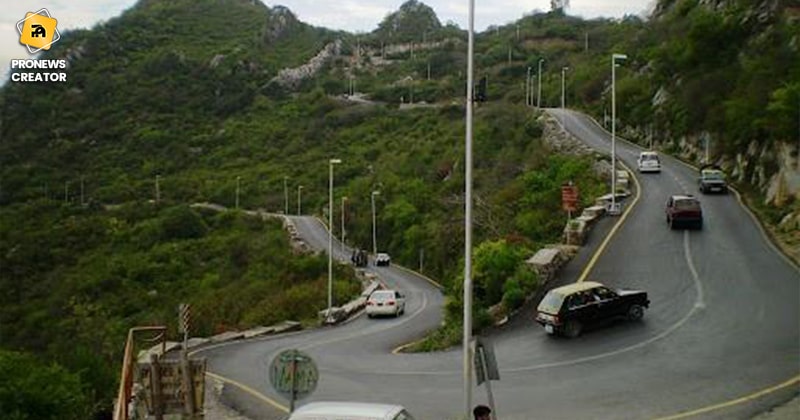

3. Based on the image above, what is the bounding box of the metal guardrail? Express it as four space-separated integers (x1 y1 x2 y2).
114 326 167 420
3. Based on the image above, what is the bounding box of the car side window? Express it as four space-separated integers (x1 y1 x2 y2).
594 287 616 301
394 410 415 420
566 295 580 309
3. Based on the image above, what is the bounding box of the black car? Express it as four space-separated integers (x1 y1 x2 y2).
536 281 649 338
351 249 368 267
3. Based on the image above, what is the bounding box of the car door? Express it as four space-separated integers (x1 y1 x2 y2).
593 287 623 320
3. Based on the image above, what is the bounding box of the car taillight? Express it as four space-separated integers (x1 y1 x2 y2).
553 315 560 325
367 301 374 306
386 301 395 306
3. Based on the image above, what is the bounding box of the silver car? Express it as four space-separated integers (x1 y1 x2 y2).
366 290 406 318
288 401 415 420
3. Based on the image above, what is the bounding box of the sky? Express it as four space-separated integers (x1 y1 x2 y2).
2 1 654 82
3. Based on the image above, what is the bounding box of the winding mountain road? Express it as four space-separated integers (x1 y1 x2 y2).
198 109 799 420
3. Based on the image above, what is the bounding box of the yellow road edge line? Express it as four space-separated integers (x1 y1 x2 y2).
205 371 290 414
652 375 800 420
576 161 641 283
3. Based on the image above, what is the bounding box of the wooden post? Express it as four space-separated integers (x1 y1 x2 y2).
181 349 196 417
150 354 164 420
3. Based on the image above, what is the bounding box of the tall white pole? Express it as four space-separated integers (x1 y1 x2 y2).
371 191 380 255
526 66 531 107
328 159 341 322
611 53 627 214
612 55 617 212
561 67 568 109
341 196 347 252
537 58 544 108
297 185 303 215
464 0 475 416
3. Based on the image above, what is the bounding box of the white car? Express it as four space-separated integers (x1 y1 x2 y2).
375 253 391 266
637 151 661 173
366 290 406 318
289 401 415 420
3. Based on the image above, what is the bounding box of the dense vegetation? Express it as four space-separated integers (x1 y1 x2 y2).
4 0 795 416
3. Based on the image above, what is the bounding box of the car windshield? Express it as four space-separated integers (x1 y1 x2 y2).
703 171 724 180
370 291 395 301
641 154 659 162
675 199 700 210
538 291 565 314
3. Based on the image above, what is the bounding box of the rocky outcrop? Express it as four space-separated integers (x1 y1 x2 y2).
269 40 342 90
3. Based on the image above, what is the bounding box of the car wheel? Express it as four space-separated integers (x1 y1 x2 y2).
400 304 405 316
627 304 644 321
669 218 675 230
367 313 374 319
563 320 582 338
696 220 703 230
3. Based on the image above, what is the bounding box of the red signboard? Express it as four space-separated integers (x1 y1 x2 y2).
561 185 579 212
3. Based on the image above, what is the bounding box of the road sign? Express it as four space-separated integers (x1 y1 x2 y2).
269 349 318 412
561 184 579 212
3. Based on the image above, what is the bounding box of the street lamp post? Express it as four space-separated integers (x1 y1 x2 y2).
371 190 380 256
526 66 531 107
561 66 569 109
341 196 347 252
537 58 544 108
297 185 303 215
464 0 476 416
327 159 342 323
611 53 627 215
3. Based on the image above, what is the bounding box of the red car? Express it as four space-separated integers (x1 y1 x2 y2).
666 195 703 230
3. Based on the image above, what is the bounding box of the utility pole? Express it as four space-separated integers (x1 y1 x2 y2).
464 0 476 416
64 181 69 203
585 32 589 53
427 61 431 81
537 58 544 108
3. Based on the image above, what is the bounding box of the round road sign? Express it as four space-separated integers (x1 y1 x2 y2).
268 349 318 401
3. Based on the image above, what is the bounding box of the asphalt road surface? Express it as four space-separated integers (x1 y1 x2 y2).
197 109 799 420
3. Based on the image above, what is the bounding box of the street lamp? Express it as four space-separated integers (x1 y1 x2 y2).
526 66 531 107
341 196 348 252
297 185 303 215
235 176 241 209
561 66 569 109
464 0 476 416
283 176 289 215
327 158 342 323
611 53 627 215
537 58 544 108
371 190 380 256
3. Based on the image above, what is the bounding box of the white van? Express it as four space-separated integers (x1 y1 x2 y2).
288 402 415 420
637 151 661 173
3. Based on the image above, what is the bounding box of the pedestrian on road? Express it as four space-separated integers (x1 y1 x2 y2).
473 404 491 420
